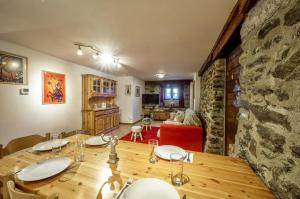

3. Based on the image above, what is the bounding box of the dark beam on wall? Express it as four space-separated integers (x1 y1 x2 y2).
198 0 257 76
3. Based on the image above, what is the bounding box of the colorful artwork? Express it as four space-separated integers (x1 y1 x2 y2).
0 51 28 84
42 71 65 104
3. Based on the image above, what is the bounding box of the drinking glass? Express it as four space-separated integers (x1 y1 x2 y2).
51 133 62 155
148 139 158 164
74 133 85 162
170 153 184 186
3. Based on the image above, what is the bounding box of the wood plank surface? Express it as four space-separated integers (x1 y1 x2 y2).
0 135 275 199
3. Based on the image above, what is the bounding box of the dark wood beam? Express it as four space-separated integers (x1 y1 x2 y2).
198 0 257 76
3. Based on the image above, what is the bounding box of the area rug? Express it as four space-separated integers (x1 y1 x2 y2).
120 126 160 144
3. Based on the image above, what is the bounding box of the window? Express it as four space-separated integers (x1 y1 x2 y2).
165 87 179 100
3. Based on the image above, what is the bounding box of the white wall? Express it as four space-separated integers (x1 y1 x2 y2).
117 76 145 123
193 72 201 112
0 40 117 145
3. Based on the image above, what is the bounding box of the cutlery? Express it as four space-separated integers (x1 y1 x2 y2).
182 194 187 199
187 152 191 163
115 177 133 199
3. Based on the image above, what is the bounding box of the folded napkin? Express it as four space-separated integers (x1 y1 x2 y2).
184 152 194 163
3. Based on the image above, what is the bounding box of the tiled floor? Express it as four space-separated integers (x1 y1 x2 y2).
110 121 162 138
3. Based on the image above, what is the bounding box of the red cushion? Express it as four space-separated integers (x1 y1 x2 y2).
159 124 203 152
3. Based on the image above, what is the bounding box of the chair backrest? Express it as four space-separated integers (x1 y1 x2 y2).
7 181 58 199
3 134 48 156
7 180 40 199
0 144 3 159
61 131 76 138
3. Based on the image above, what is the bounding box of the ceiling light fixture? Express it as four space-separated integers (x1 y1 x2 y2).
74 42 120 67
92 52 99 59
154 73 166 79
77 46 83 56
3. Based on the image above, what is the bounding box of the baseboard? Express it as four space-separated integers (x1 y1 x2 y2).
120 119 142 125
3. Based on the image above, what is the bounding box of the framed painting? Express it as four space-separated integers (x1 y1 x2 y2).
42 71 66 104
0 51 28 84
125 85 131 96
135 86 140 97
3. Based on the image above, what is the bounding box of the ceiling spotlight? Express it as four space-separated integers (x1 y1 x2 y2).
154 73 166 79
77 46 83 56
92 52 99 59
101 52 114 65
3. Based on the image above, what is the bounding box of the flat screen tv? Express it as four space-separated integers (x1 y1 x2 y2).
142 94 159 105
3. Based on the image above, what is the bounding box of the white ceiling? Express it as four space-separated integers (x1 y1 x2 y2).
0 0 236 80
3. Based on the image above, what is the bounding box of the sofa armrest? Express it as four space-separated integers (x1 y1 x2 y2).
159 124 203 152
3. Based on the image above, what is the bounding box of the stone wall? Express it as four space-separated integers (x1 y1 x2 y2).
235 0 300 198
200 59 226 155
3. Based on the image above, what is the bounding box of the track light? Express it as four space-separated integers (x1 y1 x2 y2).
77 46 83 56
92 52 99 59
74 42 121 68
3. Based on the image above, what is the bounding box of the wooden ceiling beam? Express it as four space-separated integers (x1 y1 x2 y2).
198 0 257 76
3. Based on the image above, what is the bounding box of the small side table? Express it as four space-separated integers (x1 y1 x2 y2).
131 126 143 142
142 118 152 131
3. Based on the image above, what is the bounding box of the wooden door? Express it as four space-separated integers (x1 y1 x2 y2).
225 46 242 155
95 116 105 134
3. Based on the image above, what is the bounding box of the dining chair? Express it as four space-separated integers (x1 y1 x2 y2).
61 130 76 138
7 181 58 199
0 144 3 159
2 133 50 157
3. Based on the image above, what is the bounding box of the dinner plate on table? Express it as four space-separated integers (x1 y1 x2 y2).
17 157 71 182
32 139 69 151
122 178 180 199
154 145 186 160
85 136 109 146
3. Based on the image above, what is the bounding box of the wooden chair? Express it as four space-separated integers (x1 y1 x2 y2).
2 134 49 157
61 131 76 138
7 181 58 199
61 130 87 138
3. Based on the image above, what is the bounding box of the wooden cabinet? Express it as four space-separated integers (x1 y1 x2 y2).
82 74 120 135
153 111 170 121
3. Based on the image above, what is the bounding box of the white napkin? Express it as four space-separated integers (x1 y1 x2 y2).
184 152 194 163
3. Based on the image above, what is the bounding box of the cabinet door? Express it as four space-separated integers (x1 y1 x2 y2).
105 115 112 129
95 116 105 134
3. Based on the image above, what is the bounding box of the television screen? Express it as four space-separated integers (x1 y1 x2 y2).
142 94 159 105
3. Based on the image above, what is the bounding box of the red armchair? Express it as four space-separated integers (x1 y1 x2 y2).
159 124 203 152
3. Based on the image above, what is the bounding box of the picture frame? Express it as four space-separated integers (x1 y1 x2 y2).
0 51 28 84
42 71 66 104
135 86 140 97
125 84 131 96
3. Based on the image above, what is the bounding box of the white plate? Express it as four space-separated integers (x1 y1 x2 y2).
32 139 69 151
122 178 180 199
17 157 71 182
154 145 186 160
85 136 108 146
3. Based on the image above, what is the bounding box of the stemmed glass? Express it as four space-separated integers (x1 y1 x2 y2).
148 139 158 164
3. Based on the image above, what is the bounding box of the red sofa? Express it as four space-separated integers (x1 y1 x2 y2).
159 124 203 152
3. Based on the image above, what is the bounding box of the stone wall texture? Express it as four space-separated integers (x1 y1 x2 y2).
200 59 226 155
235 0 300 198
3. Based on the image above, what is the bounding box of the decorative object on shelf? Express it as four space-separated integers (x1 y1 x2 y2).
102 134 119 164
0 51 28 84
125 84 131 96
74 42 120 67
135 86 140 97
42 71 65 104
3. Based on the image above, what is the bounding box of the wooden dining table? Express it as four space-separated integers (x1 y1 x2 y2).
0 134 275 199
